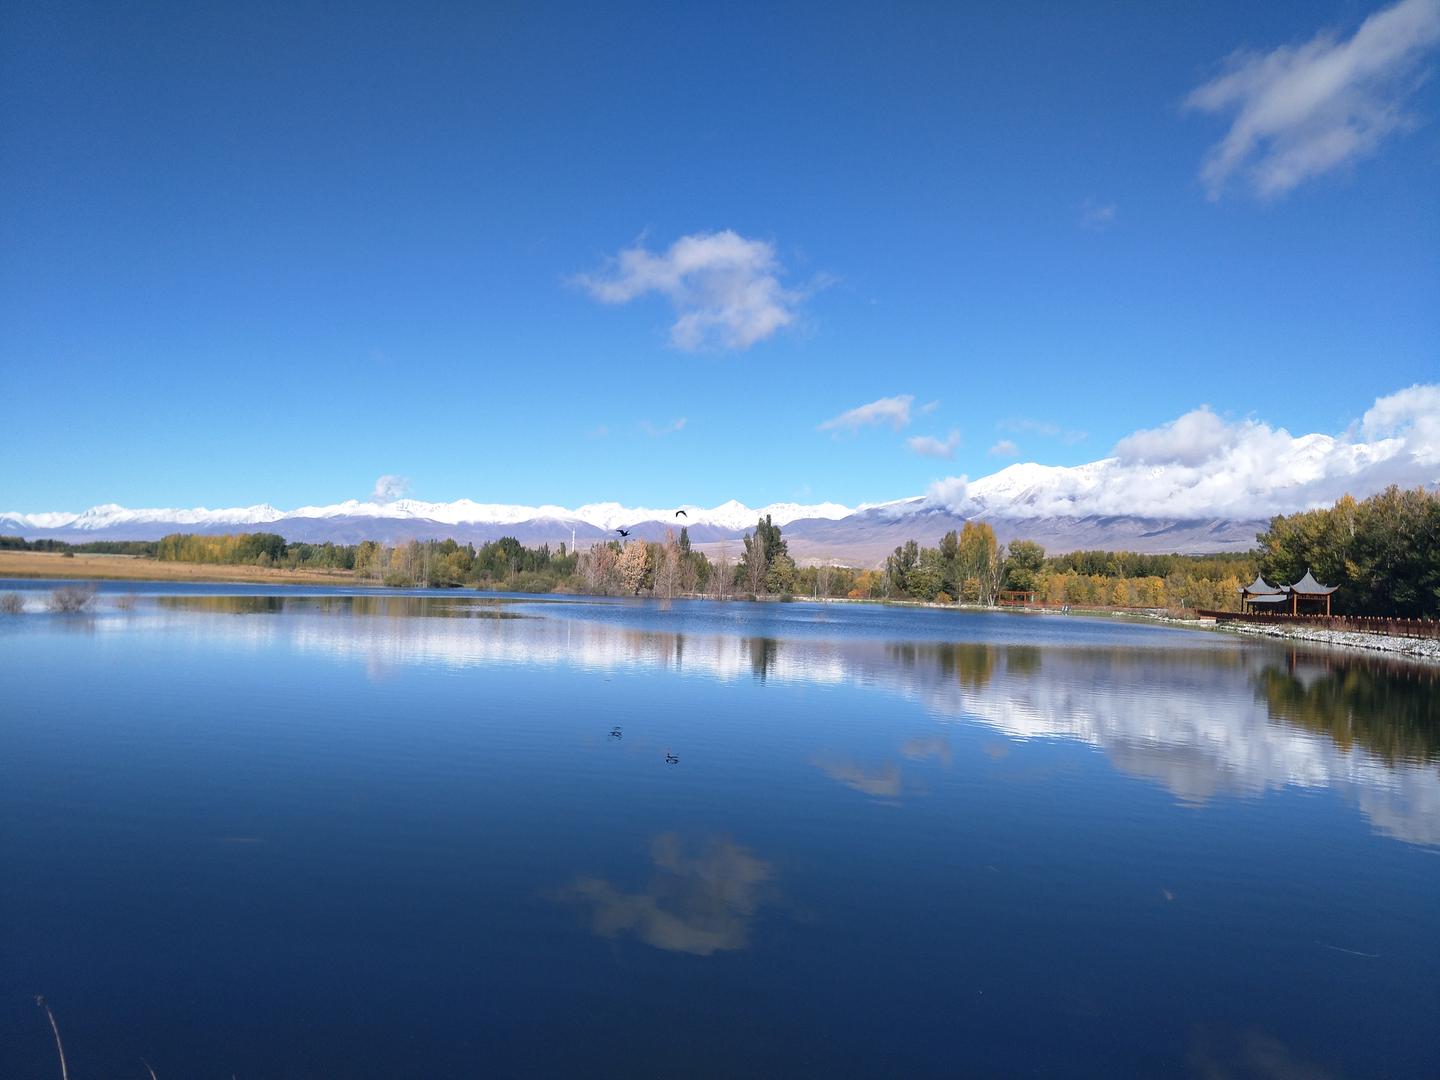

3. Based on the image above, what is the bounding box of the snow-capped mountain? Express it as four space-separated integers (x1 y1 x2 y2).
0 487 1264 561
0 497 857 536
7 422 1433 561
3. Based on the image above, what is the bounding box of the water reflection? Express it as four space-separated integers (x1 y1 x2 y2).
1187 1026 1338 1080
96 599 1440 847
561 834 774 956
887 640 998 688
813 755 904 800
154 594 531 618
1256 652 1439 764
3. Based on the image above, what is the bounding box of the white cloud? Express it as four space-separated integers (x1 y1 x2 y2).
818 394 914 434
907 429 961 459
1113 406 1236 466
988 439 1020 458
924 475 970 508
920 384 1440 519
640 417 687 437
574 230 805 350
1185 0 1440 199
920 399 941 414
1080 198 1117 230
371 475 410 502
1361 383 1440 457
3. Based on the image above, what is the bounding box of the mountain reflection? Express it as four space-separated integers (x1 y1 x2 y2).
560 833 774 956
123 601 1440 846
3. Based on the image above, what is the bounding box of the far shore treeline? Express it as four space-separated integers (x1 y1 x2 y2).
2 486 1435 616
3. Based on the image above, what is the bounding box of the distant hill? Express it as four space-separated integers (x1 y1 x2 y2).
0 498 1263 565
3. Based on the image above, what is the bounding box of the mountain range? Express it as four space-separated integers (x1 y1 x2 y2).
3 462 1276 563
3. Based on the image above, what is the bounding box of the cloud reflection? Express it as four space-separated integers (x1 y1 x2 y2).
561 834 774 956
116 599 1440 846
813 755 903 799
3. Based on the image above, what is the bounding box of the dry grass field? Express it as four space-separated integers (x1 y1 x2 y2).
0 550 364 586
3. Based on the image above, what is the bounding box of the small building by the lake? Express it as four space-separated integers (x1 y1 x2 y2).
1238 570 1338 616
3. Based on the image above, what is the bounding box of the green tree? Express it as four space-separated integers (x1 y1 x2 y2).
1004 540 1046 592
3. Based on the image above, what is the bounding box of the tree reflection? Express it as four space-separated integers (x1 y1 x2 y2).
888 641 997 688
747 635 778 681
1004 645 1042 676
1254 652 1440 765
560 833 774 956
155 595 529 619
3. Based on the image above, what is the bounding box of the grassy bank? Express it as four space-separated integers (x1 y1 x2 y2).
0 550 365 586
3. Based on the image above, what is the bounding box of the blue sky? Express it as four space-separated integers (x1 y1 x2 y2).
2 0 1437 511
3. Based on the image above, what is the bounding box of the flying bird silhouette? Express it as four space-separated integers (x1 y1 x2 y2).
615 528 631 537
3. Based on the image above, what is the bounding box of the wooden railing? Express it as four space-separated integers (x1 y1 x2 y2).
1197 609 1440 640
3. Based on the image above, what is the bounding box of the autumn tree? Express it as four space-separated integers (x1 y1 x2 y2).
711 546 734 599
654 530 682 600
580 542 618 594
616 540 649 595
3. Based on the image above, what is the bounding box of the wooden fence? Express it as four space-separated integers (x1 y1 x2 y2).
1198 608 1440 640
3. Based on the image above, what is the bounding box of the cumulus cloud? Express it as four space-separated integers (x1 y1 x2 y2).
907 429 961 459
1185 0 1440 199
1113 406 1236 466
370 474 410 502
924 475 970 508
640 417 687 437
988 439 1020 458
1361 382 1440 454
920 384 1440 519
818 394 914 434
574 230 807 350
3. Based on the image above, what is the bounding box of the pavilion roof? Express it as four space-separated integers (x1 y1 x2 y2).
1290 570 1338 595
1240 574 1285 596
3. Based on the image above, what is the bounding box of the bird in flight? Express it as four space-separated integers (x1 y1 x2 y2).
615 528 631 537
675 510 688 518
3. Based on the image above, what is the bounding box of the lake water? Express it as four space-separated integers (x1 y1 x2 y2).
1 582 1437 1077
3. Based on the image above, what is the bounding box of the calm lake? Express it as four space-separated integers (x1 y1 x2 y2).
1 581 1437 1077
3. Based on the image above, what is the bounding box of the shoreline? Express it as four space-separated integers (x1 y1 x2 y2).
5 556 1435 667
0 551 371 588
1204 618 1440 664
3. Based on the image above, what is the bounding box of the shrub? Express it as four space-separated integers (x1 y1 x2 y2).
935 592 953 605
0 593 24 614
47 585 97 613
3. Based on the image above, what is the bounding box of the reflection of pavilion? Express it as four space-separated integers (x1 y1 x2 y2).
1239 570 1338 615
